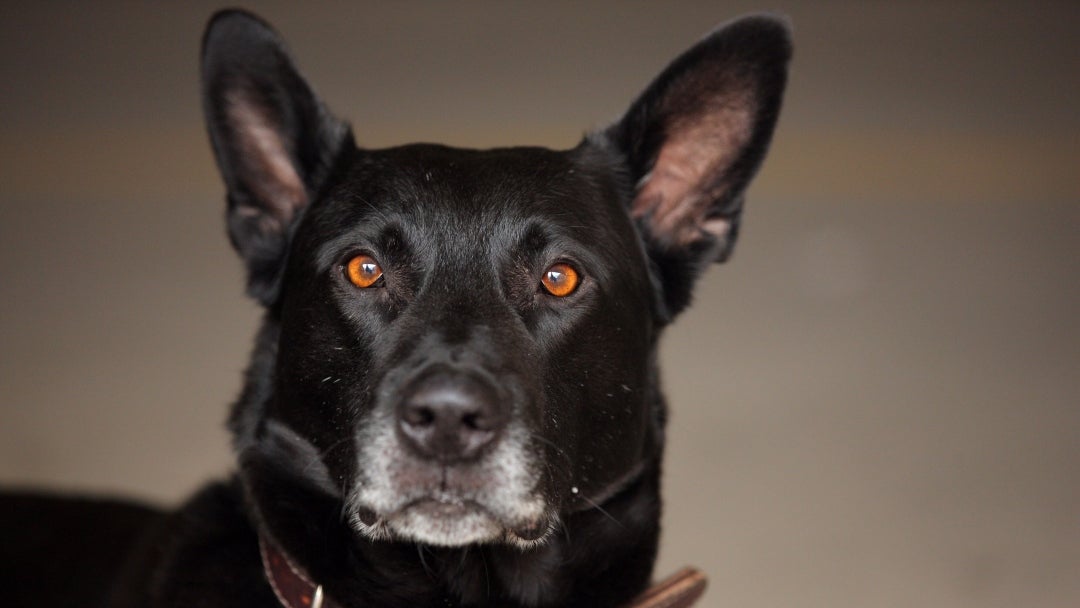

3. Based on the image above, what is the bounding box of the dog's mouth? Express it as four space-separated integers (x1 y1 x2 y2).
350 494 553 548
347 408 555 548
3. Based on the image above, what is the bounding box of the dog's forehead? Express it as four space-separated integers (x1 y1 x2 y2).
307 143 634 260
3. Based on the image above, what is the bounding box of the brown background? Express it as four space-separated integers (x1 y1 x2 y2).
1 2 1078 606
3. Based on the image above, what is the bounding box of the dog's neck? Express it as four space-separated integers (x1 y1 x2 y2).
241 453 666 607
259 533 706 608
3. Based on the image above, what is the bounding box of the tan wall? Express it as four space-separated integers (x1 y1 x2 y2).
1 2 1077 606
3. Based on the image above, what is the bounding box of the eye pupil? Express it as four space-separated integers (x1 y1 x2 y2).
541 263 579 297
346 255 383 288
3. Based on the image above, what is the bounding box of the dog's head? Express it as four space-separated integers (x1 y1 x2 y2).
202 11 788 549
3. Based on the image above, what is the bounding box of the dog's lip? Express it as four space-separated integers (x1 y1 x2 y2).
354 504 380 527
403 495 485 515
506 517 550 542
356 495 551 540
353 495 493 527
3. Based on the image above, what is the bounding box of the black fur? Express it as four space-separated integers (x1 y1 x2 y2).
2 10 789 607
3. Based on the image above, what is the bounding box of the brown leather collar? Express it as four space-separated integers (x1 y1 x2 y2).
260 535 706 608
259 535 337 608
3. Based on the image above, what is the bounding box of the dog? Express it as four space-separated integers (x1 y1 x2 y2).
1 9 789 607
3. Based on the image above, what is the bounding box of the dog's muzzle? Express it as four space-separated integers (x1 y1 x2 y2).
347 363 549 547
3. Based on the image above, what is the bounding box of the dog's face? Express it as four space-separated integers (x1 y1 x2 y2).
202 11 788 550
278 146 657 547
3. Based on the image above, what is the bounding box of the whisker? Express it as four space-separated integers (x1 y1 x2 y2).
300 435 354 476
416 544 434 578
480 548 491 599
528 432 573 467
578 494 625 529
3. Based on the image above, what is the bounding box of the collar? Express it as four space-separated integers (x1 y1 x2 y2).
260 535 707 608
259 535 335 608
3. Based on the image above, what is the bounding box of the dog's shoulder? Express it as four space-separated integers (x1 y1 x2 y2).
109 480 276 608
0 491 162 606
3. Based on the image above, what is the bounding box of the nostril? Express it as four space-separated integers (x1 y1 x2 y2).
403 404 435 427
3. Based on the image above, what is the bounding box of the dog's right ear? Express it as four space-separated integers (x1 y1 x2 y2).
202 10 350 305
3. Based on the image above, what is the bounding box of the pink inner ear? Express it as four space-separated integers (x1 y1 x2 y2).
631 98 754 247
226 90 308 226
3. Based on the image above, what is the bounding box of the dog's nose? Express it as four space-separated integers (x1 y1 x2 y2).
396 372 506 462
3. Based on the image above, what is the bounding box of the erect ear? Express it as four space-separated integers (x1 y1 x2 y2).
604 15 791 315
201 10 350 305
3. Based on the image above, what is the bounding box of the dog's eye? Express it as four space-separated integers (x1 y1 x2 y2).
345 254 384 288
540 263 580 297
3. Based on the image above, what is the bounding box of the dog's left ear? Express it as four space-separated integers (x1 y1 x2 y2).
201 10 350 305
604 15 791 315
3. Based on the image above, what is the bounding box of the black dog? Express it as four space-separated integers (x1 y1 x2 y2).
2 10 789 607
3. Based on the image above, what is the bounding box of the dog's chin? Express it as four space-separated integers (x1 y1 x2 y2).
349 498 554 549
386 499 506 546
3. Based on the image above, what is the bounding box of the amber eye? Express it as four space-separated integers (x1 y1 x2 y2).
540 263 580 297
345 254 384 288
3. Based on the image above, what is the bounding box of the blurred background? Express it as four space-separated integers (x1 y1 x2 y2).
1 1 1077 606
